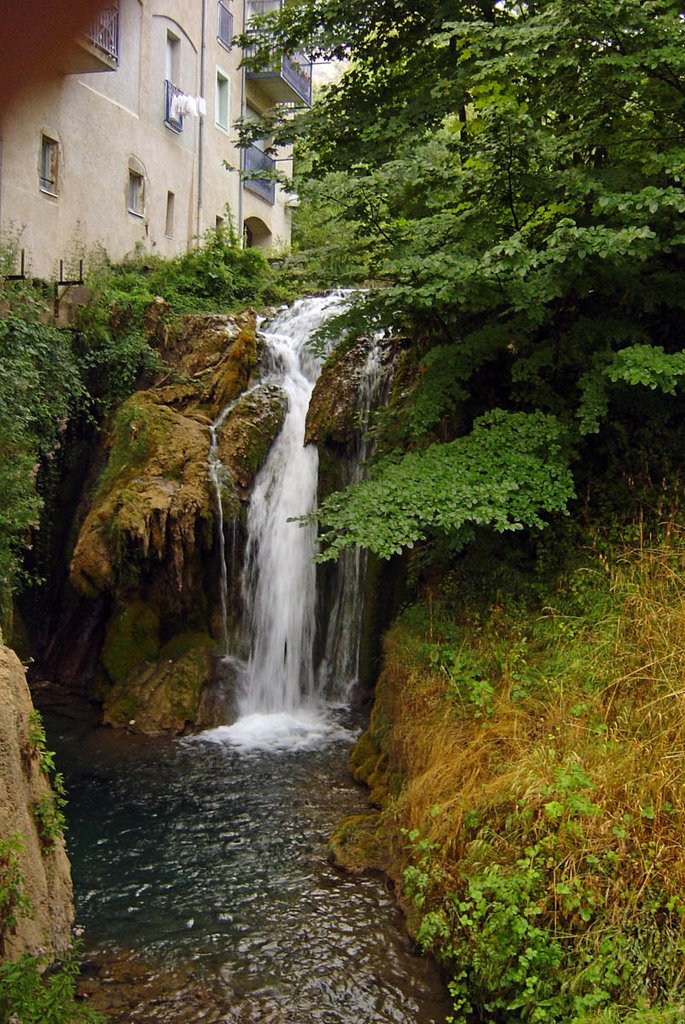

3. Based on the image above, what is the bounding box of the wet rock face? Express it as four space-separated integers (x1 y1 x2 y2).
0 642 73 958
217 384 287 493
305 338 378 452
70 393 213 603
60 310 284 734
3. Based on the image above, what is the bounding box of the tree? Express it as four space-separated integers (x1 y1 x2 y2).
250 0 685 559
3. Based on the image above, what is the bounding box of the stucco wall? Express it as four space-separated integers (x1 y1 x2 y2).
0 0 296 278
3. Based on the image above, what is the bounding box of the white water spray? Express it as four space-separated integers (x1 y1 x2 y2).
202 294 392 750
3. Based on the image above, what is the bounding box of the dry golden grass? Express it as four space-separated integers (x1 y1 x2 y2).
357 531 685 927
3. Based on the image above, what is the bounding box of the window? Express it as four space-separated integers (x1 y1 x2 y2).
128 170 145 215
217 0 233 49
39 135 59 195
165 30 180 84
165 191 175 237
215 68 230 132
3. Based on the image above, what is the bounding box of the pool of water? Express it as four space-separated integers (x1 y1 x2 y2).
48 708 450 1023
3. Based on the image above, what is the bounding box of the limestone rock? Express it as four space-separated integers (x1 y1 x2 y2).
217 384 287 492
70 392 213 601
0 642 73 958
102 635 214 735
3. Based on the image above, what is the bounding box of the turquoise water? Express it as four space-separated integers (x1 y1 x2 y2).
50 710 450 1023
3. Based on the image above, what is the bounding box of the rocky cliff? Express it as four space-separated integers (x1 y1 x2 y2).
48 308 287 734
0 641 73 958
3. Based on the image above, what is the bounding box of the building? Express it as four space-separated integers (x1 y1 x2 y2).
0 0 311 280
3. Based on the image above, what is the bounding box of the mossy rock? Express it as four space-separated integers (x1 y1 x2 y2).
159 630 215 661
329 812 390 874
305 337 381 448
218 383 287 491
70 390 213 599
206 321 258 415
103 638 213 734
101 598 160 687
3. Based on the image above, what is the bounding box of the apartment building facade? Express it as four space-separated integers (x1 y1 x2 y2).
0 0 311 280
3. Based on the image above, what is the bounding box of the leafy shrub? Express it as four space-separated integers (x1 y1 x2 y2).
0 834 32 951
26 710 67 849
0 939 104 1024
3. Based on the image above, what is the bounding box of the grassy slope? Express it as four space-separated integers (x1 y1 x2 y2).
335 526 685 1023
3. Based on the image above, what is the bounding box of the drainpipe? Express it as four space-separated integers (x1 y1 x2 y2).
197 0 207 242
237 0 246 245
0 123 3 238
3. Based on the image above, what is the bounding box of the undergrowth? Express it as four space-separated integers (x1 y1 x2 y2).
366 524 685 1023
0 937 104 1024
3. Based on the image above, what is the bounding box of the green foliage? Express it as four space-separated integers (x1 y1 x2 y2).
32 792 67 851
85 222 275 329
286 172 374 289
314 411 574 559
0 834 32 948
26 710 67 849
0 939 105 1024
0 314 84 615
252 0 685 564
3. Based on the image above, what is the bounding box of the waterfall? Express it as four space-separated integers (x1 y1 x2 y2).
238 299 324 715
317 343 391 699
203 293 390 749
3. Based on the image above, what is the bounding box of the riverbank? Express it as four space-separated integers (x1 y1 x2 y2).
334 529 685 1023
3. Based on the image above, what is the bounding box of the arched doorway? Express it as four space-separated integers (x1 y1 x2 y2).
244 216 272 248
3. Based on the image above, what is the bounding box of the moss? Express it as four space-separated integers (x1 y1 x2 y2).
103 644 211 734
101 599 160 685
159 631 215 661
329 812 390 874
70 389 212 599
209 322 258 413
218 384 287 490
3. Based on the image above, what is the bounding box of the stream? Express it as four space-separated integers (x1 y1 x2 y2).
48 709 451 1023
46 295 451 1021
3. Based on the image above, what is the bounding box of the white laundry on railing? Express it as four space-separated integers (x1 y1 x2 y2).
170 93 208 121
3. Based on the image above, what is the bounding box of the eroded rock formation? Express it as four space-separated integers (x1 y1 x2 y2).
0 641 73 958
60 309 286 734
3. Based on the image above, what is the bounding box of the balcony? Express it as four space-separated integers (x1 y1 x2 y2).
61 3 120 74
164 81 184 133
242 145 276 205
218 0 234 49
245 44 312 106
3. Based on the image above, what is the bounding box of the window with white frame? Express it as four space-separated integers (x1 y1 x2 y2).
215 68 230 132
128 169 145 216
39 135 59 195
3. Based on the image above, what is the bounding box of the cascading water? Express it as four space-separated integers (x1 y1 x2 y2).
208 401 240 654
208 293 352 748
239 301 324 714
317 342 392 699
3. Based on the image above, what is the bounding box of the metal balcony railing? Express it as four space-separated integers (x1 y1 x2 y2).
165 80 184 133
242 145 276 204
85 4 120 63
244 40 312 106
280 51 313 105
246 0 282 16
217 0 233 48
